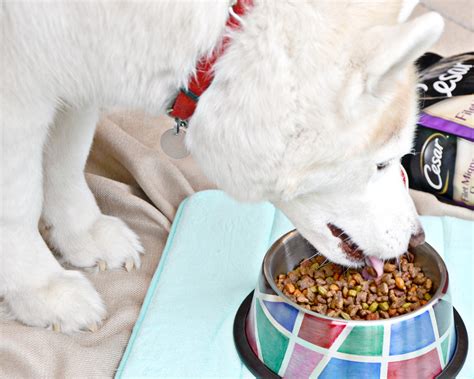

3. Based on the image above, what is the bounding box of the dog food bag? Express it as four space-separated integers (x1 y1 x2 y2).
402 53 474 209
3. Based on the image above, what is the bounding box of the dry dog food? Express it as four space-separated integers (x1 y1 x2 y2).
275 252 435 320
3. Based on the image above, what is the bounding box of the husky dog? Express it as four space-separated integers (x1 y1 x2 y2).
0 0 443 332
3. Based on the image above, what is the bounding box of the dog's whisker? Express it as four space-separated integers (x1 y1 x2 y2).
300 252 320 264
342 266 351 276
318 258 329 268
342 236 353 244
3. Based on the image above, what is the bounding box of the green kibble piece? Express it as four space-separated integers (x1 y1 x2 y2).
318 286 328 296
369 302 379 312
355 285 362 292
379 302 389 311
311 263 320 270
402 302 412 309
348 289 357 297
362 302 369 310
310 285 318 293
424 293 432 301
341 311 351 320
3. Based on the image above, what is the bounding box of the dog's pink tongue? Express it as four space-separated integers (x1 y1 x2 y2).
366 256 384 278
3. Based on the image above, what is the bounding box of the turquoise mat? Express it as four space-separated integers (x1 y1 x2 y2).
116 190 473 378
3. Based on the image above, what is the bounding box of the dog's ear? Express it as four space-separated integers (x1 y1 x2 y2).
363 12 444 94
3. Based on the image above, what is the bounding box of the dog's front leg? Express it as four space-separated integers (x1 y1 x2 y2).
41 107 143 272
0 106 105 332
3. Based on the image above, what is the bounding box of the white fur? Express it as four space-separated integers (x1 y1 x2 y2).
0 1 443 332
399 0 420 22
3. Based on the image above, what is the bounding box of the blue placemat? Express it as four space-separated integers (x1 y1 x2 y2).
116 190 473 378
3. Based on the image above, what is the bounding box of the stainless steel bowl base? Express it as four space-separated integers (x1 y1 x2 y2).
233 291 468 379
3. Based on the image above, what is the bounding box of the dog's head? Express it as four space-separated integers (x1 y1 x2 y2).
187 7 444 268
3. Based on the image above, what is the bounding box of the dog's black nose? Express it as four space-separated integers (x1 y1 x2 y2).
409 229 425 248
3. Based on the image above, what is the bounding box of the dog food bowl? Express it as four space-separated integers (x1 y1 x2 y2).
234 230 468 378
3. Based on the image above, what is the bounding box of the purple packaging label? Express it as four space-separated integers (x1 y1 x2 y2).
418 113 474 142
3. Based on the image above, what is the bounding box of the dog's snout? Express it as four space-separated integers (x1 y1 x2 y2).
409 228 425 248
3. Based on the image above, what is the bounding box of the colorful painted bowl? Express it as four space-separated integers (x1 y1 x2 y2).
245 230 456 378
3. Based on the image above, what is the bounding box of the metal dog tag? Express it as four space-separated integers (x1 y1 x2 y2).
160 127 189 159
160 117 189 159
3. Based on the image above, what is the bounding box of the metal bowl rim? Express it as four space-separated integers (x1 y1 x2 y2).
262 229 450 326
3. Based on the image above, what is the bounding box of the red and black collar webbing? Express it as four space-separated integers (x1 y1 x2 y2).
168 0 254 128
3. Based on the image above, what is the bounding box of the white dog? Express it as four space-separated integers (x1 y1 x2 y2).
0 0 443 333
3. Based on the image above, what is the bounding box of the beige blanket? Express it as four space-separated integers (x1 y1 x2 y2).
0 112 214 378
1 2 472 377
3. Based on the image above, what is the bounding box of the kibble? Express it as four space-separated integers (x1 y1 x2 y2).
369 301 379 313
379 302 389 311
395 277 406 290
318 286 328 296
341 311 351 320
276 253 435 321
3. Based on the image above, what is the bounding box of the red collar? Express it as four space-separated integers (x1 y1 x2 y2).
168 0 253 129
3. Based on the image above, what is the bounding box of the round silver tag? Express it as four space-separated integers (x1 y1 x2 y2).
160 128 189 159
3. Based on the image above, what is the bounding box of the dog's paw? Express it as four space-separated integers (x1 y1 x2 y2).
5 270 105 333
49 215 144 272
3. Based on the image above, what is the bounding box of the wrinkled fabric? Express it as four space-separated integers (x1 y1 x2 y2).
0 111 214 378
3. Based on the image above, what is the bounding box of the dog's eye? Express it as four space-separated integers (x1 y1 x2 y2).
376 161 390 171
